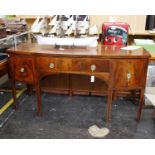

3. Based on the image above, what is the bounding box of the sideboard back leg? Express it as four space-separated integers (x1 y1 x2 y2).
35 81 42 116
137 89 145 121
106 90 113 124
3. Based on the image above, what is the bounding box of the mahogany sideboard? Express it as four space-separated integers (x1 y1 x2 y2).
7 43 150 123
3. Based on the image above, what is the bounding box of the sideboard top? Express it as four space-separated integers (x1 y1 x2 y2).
7 43 151 59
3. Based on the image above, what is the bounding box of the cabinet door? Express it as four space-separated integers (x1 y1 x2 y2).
111 59 148 90
13 56 34 83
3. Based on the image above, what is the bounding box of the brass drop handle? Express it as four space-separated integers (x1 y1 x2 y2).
127 72 131 81
20 67 25 73
90 64 96 72
49 63 55 69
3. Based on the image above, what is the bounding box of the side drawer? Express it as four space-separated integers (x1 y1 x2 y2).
13 56 34 83
72 58 110 73
36 57 71 72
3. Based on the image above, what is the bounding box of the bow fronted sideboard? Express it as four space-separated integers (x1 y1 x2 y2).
7 43 150 123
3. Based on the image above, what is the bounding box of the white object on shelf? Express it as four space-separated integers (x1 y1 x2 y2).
134 39 155 45
148 29 155 34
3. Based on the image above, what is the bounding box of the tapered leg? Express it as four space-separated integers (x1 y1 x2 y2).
35 81 41 115
68 74 73 97
106 90 113 123
137 89 145 121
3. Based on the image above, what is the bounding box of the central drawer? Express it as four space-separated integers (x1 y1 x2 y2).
72 58 110 73
36 57 71 72
36 57 110 74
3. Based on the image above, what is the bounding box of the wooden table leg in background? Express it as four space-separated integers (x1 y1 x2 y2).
137 89 145 121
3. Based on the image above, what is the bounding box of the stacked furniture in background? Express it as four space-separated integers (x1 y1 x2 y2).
0 19 7 39
0 18 27 36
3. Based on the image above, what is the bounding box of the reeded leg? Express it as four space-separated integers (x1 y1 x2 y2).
35 81 42 115
106 90 113 123
137 89 145 121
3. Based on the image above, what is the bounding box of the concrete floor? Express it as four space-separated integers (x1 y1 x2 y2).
0 91 155 139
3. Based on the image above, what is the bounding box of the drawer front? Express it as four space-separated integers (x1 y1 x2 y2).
72 58 109 73
36 57 71 72
13 56 34 83
112 59 147 89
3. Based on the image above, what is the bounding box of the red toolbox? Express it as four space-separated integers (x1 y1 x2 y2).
102 22 129 46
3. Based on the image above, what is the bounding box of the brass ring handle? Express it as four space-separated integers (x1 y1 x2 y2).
49 63 55 69
90 64 96 72
20 67 25 73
